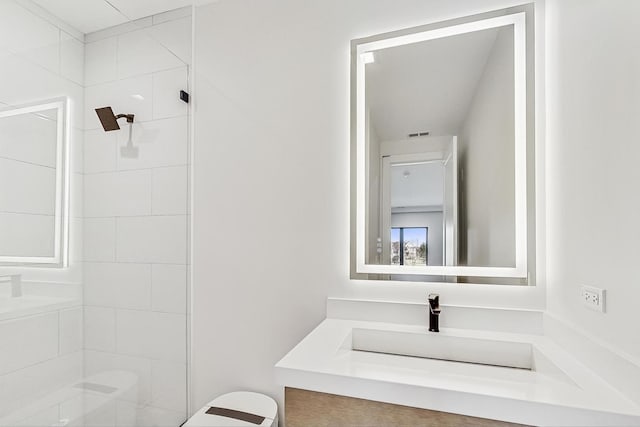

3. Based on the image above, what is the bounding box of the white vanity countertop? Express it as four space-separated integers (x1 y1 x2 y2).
275 319 640 426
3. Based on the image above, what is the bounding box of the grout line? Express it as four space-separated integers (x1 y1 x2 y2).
84 164 188 175
2 49 84 89
82 260 187 266
86 8 191 43
85 303 186 316
14 0 84 42
0 156 56 169
83 112 189 133
84 214 188 219
0 349 82 378
151 69 156 119
57 310 61 356
113 215 118 262
84 348 187 367
85 65 187 88
0 211 56 217
58 28 62 77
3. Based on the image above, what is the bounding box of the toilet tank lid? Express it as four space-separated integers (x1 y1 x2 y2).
207 391 277 419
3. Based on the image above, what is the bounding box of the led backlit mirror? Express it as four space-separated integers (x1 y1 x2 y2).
351 6 535 282
0 98 69 267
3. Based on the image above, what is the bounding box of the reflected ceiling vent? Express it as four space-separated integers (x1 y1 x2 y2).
408 131 430 138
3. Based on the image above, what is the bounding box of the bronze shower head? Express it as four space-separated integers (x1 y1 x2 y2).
95 106 134 131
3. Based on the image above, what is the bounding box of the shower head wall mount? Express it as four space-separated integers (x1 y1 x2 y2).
95 106 134 131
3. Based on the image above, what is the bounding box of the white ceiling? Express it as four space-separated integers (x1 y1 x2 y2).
391 162 444 208
32 0 200 34
366 26 509 141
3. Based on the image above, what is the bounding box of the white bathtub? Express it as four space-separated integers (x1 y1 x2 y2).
0 295 80 321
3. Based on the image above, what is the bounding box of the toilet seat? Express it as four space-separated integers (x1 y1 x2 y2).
183 391 278 427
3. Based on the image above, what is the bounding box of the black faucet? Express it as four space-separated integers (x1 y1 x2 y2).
428 294 441 332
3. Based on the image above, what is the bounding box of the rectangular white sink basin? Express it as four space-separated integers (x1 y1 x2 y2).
351 328 534 370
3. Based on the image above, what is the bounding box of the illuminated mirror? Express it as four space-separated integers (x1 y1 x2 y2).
0 98 69 267
351 6 534 282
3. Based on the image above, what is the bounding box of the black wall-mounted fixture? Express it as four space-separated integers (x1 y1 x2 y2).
180 90 190 104
95 106 134 132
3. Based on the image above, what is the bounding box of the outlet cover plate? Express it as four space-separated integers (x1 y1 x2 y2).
580 285 606 312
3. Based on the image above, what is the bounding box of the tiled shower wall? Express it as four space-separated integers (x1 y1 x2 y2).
0 0 84 423
82 8 191 426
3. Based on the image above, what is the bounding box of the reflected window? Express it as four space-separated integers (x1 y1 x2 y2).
391 227 427 266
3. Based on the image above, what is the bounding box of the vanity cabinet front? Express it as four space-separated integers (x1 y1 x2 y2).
284 388 531 427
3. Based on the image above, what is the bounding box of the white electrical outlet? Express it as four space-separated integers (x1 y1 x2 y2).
580 285 606 312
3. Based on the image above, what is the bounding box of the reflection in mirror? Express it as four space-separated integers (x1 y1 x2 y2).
0 99 68 266
353 8 532 280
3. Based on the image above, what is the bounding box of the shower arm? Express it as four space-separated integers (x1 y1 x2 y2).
115 114 135 123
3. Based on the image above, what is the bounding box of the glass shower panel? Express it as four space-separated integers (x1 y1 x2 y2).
0 2 191 425
81 8 192 427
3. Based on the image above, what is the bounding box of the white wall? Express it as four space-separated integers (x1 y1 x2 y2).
192 0 546 419
545 0 640 360
459 26 515 268
82 9 192 426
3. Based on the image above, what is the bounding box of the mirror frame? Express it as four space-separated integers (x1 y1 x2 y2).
0 97 70 267
351 7 533 279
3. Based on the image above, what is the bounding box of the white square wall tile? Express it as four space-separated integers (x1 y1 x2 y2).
151 360 187 412
130 404 186 427
84 262 152 310
150 17 192 66
0 158 56 215
0 313 58 375
152 67 188 120
0 352 82 419
85 74 153 130
84 170 152 217
59 307 83 354
61 31 84 85
84 129 118 173
117 116 188 170
0 54 84 126
116 216 187 264
84 306 116 352
0 2 60 73
117 28 184 79
152 166 188 215
84 262 117 307
0 213 55 258
84 218 116 262
0 110 57 167
116 310 186 362
71 128 84 174
77 396 118 427
85 17 152 43
14 405 60 427
68 217 83 264
152 264 187 313
70 172 83 219
153 7 191 25
85 37 117 86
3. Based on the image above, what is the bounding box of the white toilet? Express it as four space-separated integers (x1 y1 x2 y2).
184 392 278 427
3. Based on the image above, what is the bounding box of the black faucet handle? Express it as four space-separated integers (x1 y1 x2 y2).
428 293 441 314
